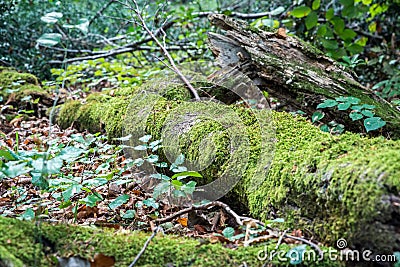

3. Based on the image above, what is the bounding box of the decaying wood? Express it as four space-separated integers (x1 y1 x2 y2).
207 14 400 138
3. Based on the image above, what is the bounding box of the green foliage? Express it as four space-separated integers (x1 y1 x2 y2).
132 135 201 199
0 133 141 219
313 96 386 133
372 73 400 100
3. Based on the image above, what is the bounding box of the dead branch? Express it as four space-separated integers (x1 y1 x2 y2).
130 0 200 101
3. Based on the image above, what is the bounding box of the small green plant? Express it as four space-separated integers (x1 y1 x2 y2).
0 133 139 219
312 96 386 133
372 74 400 101
133 135 202 199
340 54 365 69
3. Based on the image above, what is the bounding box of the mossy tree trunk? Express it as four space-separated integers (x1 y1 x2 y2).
207 14 400 138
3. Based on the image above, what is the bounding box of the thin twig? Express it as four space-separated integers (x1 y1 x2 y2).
89 0 116 26
49 21 175 64
130 0 200 101
128 226 161 267
154 201 243 225
284 234 323 258
275 229 288 249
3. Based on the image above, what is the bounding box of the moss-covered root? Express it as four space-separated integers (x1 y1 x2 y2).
0 217 341 267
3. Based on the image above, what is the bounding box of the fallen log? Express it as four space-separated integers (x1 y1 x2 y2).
49 15 400 264
206 14 400 139
53 81 400 261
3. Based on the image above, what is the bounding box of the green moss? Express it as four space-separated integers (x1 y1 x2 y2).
0 245 24 267
290 35 326 58
55 81 400 254
0 69 39 89
56 100 83 129
247 112 400 253
0 217 340 267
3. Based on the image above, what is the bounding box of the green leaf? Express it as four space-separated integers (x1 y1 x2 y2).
325 8 334 20
31 172 49 189
364 117 386 132
336 96 360 104
143 198 159 209
270 218 285 223
181 181 196 195
222 227 235 238
331 17 345 34
372 80 388 89
361 104 375 109
332 124 345 134
340 0 354 7
74 18 89 34
139 135 152 143
291 6 311 18
82 193 103 207
0 149 16 160
41 12 63 24
148 139 162 148
153 181 171 198
286 245 307 265
320 124 330 132
58 146 85 162
171 179 183 188
171 165 187 173
171 171 203 180
82 178 108 187
361 110 374 117
312 112 324 122
316 24 327 36
351 105 363 112
150 173 170 180
321 39 338 50
347 44 364 54
37 33 62 47
305 11 318 30
154 162 168 168
312 0 321 10
337 102 351 110
270 6 285 15
19 208 35 221
95 162 110 174
317 99 338 108
146 154 159 163
349 112 363 121
134 145 148 151
356 37 368 46
62 184 82 201
122 209 136 219
340 29 357 41
109 194 130 209
133 158 144 166
113 134 132 141
174 154 185 165
4 162 29 178
47 157 63 174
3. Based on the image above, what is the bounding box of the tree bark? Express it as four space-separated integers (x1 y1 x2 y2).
206 14 400 139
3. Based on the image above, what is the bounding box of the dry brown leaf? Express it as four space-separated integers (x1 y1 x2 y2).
176 217 188 227
91 253 115 267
